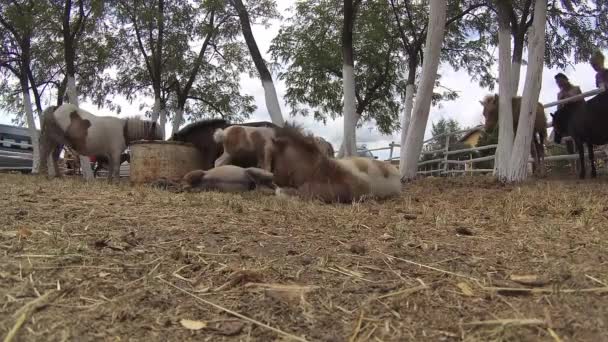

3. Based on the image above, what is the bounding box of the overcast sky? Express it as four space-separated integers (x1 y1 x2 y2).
1 1 601 160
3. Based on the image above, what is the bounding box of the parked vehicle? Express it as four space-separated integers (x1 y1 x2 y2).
0 123 35 172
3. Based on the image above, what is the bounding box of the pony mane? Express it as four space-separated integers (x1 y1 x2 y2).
173 118 228 137
274 121 322 154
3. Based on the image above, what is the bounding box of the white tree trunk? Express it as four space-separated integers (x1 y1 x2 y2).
151 96 161 122
171 107 184 137
262 79 285 127
66 75 94 180
22 90 40 174
342 64 358 157
398 83 415 174
506 0 547 183
159 107 167 139
495 3 514 181
399 0 447 180
511 61 521 96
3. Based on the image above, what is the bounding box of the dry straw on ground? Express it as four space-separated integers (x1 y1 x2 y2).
0 173 607 341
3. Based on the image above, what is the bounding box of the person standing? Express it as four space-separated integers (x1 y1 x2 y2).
591 51 608 90
554 73 583 109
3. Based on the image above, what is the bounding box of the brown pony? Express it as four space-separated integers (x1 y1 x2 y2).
269 123 401 204
480 94 547 175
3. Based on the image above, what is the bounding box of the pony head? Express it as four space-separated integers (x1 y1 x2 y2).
550 105 573 145
270 122 326 187
479 94 499 131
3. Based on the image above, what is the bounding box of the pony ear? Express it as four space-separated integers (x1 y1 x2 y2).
479 100 484 106
550 113 555 118
82 119 91 129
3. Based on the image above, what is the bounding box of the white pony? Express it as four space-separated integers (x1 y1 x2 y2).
39 103 163 181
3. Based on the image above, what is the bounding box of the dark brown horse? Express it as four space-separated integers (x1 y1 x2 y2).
169 119 278 170
551 92 608 178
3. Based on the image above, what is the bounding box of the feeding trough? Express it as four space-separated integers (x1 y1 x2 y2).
129 140 204 184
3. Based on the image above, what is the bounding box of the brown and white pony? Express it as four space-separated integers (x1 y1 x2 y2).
480 94 548 176
213 125 276 172
39 104 162 181
269 123 401 204
181 165 275 193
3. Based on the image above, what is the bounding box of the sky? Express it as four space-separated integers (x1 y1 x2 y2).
1 1 602 160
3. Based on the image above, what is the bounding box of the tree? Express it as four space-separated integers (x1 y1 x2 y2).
506 0 547 182
340 0 361 157
494 0 514 181
399 0 448 181
0 1 43 173
269 1 408 135
230 0 284 127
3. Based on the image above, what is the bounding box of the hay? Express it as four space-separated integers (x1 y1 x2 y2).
0 174 607 341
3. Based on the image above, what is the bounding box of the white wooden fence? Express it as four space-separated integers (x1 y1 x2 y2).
357 87 606 175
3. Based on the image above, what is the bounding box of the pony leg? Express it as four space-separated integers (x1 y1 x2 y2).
51 145 62 177
588 143 597 178
576 139 586 179
38 139 50 176
214 152 231 168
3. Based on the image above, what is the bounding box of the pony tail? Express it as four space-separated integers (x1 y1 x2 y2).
213 128 226 143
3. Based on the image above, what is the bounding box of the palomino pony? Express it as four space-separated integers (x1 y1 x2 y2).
480 94 548 175
39 104 162 181
551 92 608 178
269 123 401 203
169 119 277 170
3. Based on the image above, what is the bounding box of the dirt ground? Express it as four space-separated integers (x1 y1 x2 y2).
1 173 607 342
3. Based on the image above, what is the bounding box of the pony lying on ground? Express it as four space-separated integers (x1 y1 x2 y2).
314 136 335 157
213 125 276 171
181 165 275 193
39 104 162 181
269 123 401 204
480 94 547 176
169 119 278 170
551 92 608 178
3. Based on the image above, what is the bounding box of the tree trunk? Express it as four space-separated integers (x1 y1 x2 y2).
511 33 524 96
152 96 161 122
232 0 284 127
20 78 40 174
159 105 167 139
171 107 183 137
400 0 447 181
506 0 547 183
398 83 415 173
341 0 357 157
494 1 514 181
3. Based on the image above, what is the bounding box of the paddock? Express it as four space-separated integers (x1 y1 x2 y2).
1 173 606 341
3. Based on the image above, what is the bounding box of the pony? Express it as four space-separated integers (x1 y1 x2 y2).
213 125 276 172
313 136 335 157
551 92 608 178
269 122 401 203
181 165 275 193
39 103 162 181
480 94 548 175
169 119 277 170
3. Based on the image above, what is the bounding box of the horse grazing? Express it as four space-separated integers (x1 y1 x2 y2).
39 103 162 181
181 165 275 193
551 92 608 178
480 94 548 175
169 119 277 170
269 122 401 204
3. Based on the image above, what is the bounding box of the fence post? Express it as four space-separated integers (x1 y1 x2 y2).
443 135 450 175
388 141 394 161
